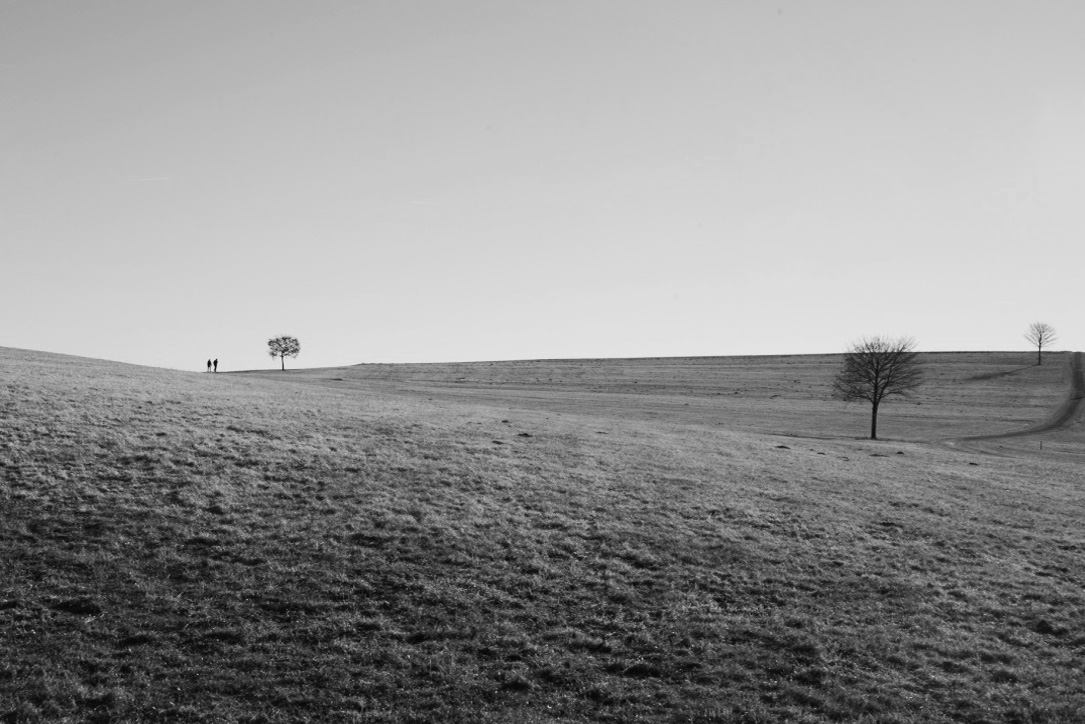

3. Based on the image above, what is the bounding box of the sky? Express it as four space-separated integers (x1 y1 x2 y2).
3 1 1083 371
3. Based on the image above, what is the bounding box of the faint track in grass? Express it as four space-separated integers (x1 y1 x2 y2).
943 351 1084 451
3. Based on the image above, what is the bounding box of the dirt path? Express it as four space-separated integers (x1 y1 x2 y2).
946 351 1084 445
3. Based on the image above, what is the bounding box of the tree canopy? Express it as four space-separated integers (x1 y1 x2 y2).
833 336 923 440
1024 322 1057 366
267 335 301 371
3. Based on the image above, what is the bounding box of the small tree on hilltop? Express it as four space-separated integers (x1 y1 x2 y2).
267 335 301 371
1024 322 1057 366
833 335 923 440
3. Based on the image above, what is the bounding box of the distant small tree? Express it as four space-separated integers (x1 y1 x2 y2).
267 335 301 371
1024 322 1057 366
833 336 923 440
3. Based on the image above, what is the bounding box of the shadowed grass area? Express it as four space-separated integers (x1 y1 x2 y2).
2 347 1084 722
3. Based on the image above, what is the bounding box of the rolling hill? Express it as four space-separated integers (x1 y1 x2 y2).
2 346 1083 722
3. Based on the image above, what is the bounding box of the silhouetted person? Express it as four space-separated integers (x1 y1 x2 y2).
207 359 212 372
213 359 218 372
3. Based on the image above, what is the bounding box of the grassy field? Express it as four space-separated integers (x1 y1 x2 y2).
240 351 1072 441
2 346 1084 723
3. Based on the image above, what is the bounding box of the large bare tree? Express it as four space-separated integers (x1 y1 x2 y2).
267 335 301 371
1024 322 1057 366
833 336 923 440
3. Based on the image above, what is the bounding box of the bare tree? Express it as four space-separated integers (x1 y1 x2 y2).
1024 322 1057 366
833 336 923 440
267 335 301 371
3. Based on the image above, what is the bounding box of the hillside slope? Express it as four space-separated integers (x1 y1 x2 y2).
945 352 1085 457
2 347 1084 723
238 351 1073 441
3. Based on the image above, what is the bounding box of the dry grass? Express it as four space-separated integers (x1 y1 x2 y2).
238 351 1072 441
2 346 1084 723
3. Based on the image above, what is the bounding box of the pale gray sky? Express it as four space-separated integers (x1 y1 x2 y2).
3 1 1082 370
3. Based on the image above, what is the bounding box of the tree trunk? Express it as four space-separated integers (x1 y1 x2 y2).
280 355 285 371
1038 347 1042 365
870 400 879 440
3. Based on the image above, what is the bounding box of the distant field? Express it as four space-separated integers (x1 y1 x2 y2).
239 351 1073 441
2 346 1084 723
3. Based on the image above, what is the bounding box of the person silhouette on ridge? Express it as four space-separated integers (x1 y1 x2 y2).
207 359 212 372
213 359 218 373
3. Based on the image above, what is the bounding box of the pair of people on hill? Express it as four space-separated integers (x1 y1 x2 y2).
206 358 218 372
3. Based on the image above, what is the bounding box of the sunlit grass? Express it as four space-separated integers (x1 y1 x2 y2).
2 347 1083 722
